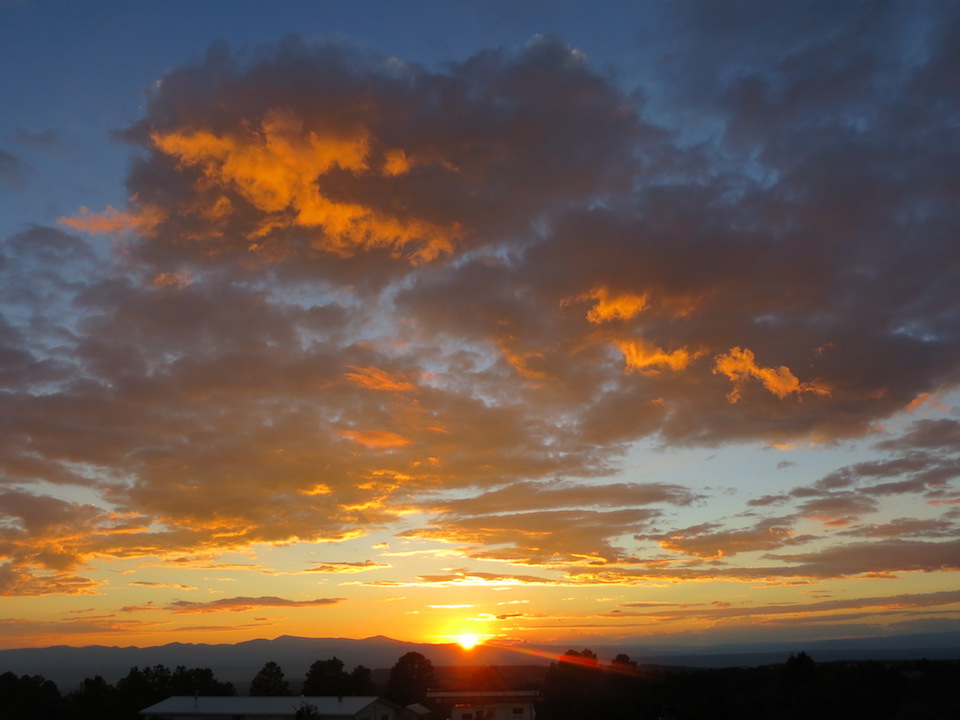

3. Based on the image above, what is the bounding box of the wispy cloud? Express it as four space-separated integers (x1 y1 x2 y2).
166 596 343 614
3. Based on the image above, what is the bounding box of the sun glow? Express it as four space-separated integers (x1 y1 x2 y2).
455 633 482 650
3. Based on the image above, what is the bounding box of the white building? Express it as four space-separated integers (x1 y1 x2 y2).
427 690 539 720
140 695 401 720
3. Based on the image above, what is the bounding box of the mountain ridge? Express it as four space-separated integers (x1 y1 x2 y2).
2 631 957 692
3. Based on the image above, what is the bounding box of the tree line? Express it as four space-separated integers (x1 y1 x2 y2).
0 651 436 720
539 649 959 720
2 648 957 720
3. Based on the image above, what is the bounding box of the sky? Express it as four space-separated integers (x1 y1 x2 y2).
1 0 959 654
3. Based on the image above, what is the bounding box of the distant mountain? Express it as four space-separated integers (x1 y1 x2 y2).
0 635 484 691
1 631 957 692
602 630 960 669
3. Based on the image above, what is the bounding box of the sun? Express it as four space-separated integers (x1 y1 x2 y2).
455 633 482 650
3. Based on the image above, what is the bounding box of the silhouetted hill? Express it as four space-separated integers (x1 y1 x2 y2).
1 631 957 692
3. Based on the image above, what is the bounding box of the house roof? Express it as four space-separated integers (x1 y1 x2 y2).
141 695 386 717
427 691 539 700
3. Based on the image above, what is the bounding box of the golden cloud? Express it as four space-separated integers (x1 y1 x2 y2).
714 346 831 402
615 337 696 375
150 109 460 263
60 204 164 235
339 429 411 448
344 365 417 392
167 595 342 614
576 286 649 323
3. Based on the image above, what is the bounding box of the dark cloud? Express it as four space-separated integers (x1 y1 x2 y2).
610 589 960 622
1 15 958 608
766 538 960 578
640 516 812 559
875 418 960 451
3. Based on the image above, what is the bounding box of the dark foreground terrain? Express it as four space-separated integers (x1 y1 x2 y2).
2 649 957 719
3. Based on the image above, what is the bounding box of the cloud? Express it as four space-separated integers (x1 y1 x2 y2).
166 596 343 614
14 128 67 151
404 507 666 567
613 588 960 619
765 539 960 579
303 560 390 574
355 569 611 588
875 419 960 452
713 346 830 403
644 517 808 559
344 366 417 392
1 21 959 606
0 149 29 190
0 616 165 641
129 581 198 590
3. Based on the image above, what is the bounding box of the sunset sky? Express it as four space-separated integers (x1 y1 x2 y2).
1 0 959 653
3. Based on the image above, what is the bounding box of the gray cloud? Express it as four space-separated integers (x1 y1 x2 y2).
1 15 959 601
0 149 29 190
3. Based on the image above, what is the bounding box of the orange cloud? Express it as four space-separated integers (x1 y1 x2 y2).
151 109 459 263
503 351 549 380
572 286 648 323
340 429 411 448
305 560 390 574
167 595 342 614
382 148 412 176
615 338 695 375
713 346 830 402
344 365 416 392
60 204 163 235
656 523 796 559
906 392 949 413
129 581 197 590
152 271 192 288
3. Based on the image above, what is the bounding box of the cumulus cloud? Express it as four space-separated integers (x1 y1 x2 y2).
1 10 959 621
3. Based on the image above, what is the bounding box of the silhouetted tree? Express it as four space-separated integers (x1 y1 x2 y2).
117 664 173 708
68 675 122 720
170 666 235 696
0 671 64 720
386 651 435 706
303 657 349 696
467 665 507 691
576 648 598 666
346 664 377 695
784 651 816 681
543 649 603 720
250 660 291 696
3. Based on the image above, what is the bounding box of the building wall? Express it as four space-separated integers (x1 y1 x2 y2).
355 699 396 720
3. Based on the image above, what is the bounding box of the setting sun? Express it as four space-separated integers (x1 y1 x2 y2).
454 633 483 650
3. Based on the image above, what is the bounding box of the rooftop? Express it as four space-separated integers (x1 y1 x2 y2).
141 695 386 717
